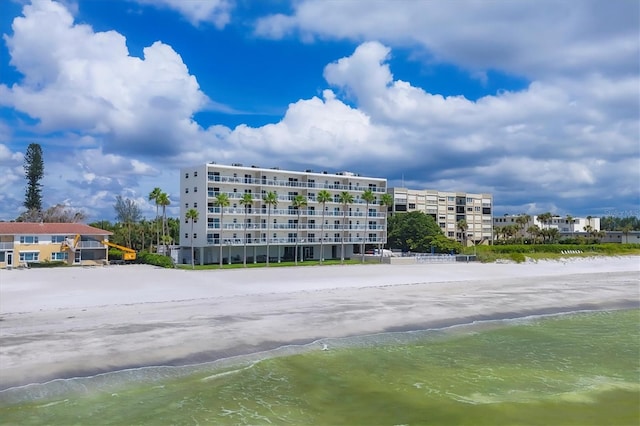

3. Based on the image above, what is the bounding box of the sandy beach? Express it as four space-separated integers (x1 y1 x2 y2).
1 257 639 391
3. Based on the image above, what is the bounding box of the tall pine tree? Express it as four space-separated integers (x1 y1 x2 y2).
23 143 44 211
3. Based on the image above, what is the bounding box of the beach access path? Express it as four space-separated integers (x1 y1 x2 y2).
1 256 638 390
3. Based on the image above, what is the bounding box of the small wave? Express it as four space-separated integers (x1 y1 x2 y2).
2 308 635 406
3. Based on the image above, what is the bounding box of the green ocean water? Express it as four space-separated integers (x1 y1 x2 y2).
1 309 639 425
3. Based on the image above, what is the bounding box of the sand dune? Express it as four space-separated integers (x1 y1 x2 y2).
1 256 638 390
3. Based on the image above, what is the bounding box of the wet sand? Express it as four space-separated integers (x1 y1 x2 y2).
1 257 638 390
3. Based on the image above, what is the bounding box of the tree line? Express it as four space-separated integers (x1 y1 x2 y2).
14 143 638 253
494 213 638 245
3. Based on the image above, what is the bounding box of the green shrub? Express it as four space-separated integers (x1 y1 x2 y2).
138 251 174 268
29 261 67 268
108 248 123 260
509 252 526 263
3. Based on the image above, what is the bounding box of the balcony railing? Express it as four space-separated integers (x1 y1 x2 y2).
207 174 386 193
206 207 386 218
76 241 107 249
0 242 14 250
206 223 385 232
204 236 384 245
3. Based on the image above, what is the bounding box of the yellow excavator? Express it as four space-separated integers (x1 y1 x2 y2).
101 240 137 261
61 234 81 252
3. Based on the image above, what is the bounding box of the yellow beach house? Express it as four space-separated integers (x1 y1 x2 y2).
0 222 112 268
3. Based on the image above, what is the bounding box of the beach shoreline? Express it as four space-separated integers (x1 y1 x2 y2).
1 256 639 391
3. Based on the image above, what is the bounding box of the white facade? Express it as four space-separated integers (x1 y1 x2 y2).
180 163 388 264
494 215 601 236
387 188 494 245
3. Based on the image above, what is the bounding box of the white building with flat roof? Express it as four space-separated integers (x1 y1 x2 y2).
180 163 388 265
493 214 601 239
387 187 494 245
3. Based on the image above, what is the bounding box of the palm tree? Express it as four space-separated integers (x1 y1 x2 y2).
338 191 354 264
148 187 162 252
292 195 308 265
506 224 519 242
160 234 173 254
157 192 171 254
565 215 574 239
537 212 552 230
457 219 468 249
379 193 393 262
316 189 331 264
586 215 593 230
361 189 375 263
239 193 254 267
516 214 530 243
263 191 278 266
214 193 230 268
185 208 199 269
527 225 541 244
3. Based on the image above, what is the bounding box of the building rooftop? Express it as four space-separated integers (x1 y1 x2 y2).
0 222 112 235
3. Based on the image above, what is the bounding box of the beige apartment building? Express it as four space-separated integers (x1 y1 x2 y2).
180 163 388 265
387 188 494 245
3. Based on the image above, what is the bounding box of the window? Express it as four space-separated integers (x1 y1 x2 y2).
185 188 189 194
408 203 416 209
51 252 68 261
193 234 197 239
184 233 188 239
19 236 38 244
51 235 65 243
19 252 39 262
185 203 189 209
194 171 198 177
194 187 198 192
193 202 198 208
185 172 189 178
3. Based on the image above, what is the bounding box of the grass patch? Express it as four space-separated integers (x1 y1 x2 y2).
473 243 640 263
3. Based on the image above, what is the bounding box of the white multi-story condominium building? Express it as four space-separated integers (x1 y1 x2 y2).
493 214 601 238
180 163 388 265
387 188 494 245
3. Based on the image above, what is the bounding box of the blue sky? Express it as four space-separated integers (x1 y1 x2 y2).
1 0 638 222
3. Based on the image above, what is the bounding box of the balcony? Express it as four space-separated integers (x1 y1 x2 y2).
204 236 385 245
77 241 107 249
207 174 386 192
0 242 14 250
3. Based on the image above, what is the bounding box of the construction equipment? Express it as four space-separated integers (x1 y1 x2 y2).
101 240 137 261
61 234 81 252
